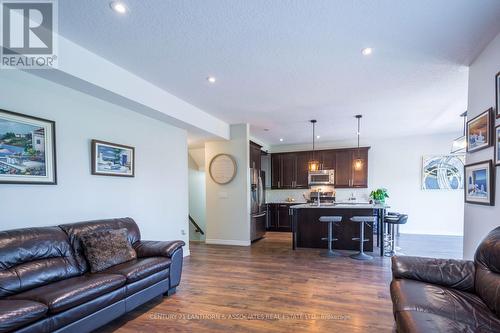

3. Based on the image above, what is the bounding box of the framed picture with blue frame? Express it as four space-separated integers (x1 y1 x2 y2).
464 160 494 206
91 139 135 177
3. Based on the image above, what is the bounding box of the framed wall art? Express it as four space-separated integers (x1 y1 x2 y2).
91 140 135 177
496 71 499 118
0 109 57 184
466 108 493 153
422 155 465 190
464 160 494 206
495 125 500 166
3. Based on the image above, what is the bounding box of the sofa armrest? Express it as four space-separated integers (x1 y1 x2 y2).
391 256 475 292
134 240 185 258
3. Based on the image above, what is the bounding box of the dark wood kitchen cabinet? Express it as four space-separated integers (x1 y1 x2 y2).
278 204 292 230
334 150 352 187
249 141 262 170
267 203 292 232
267 204 278 229
334 148 369 188
351 148 368 187
271 147 369 189
317 149 335 170
271 153 297 189
281 153 297 188
295 151 311 188
271 154 282 188
270 152 309 189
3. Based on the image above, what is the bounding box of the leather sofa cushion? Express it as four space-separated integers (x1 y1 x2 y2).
101 257 170 284
59 218 141 273
9 274 126 314
394 310 491 333
0 300 48 333
125 270 169 296
474 226 500 315
80 228 137 273
391 279 500 330
0 227 81 297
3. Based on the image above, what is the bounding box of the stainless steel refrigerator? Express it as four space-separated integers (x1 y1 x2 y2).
250 168 266 241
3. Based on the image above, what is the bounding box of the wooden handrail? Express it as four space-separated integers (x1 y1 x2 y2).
189 215 205 235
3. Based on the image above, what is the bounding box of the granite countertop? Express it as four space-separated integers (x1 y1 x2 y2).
266 201 307 205
290 203 389 209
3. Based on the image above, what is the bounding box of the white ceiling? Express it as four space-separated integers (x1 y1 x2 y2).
58 0 500 145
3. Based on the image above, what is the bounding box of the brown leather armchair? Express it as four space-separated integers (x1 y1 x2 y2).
390 226 500 332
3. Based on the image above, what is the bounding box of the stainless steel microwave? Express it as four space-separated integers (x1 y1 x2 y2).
308 169 335 186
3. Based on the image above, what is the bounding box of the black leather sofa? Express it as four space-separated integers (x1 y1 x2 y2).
0 218 185 333
390 226 500 332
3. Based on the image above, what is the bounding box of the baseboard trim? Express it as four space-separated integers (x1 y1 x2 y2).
205 239 251 246
183 249 191 257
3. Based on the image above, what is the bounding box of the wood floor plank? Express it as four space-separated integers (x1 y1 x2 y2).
98 232 395 333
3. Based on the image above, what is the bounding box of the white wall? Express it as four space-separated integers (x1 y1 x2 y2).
188 152 206 241
205 124 251 245
463 32 500 259
268 132 464 236
0 70 190 254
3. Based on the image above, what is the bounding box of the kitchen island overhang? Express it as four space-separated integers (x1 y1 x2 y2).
290 203 389 256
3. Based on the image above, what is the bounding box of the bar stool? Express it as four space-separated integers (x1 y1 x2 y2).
350 216 377 260
384 213 408 257
319 216 342 257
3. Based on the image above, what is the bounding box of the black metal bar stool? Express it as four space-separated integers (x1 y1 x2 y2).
350 216 377 260
319 216 342 257
384 213 408 257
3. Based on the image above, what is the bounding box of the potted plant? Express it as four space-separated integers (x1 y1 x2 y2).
370 188 389 204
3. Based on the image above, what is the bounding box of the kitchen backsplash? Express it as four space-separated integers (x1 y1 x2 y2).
266 188 371 203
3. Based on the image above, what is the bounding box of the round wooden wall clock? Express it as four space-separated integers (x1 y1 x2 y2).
209 154 237 185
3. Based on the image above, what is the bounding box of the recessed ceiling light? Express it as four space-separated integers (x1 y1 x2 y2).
110 1 127 14
263 128 269 131
279 138 284 142
316 135 320 139
207 76 216 83
361 47 373 56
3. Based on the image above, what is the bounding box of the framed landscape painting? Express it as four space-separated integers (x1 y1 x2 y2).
496 71 499 118
422 155 465 190
496 125 500 166
91 140 135 177
464 160 494 206
466 108 493 153
0 109 56 184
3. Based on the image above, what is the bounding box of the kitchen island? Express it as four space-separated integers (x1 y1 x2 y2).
290 203 388 256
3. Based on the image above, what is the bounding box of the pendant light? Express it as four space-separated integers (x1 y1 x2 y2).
353 115 363 171
450 111 467 154
308 120 320 172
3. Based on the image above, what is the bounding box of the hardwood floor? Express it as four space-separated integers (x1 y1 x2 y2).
99 232 395 333
397 233 463 259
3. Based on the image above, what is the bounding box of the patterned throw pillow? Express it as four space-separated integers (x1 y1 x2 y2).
80 228 137 273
